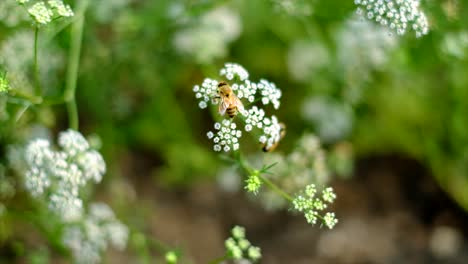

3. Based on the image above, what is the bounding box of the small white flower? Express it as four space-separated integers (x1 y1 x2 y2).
354 0 429 37
48 0 74 17
323 212 338 229
28 2 53 25
106 221 129 251
24 167 50 196
260 115 283 150
77 150 106 183
49 188 83 222
220 63 249 81
90 202 115 221
25 138 54 167
258 79 281 109
208 119 242 152
58 129 90 157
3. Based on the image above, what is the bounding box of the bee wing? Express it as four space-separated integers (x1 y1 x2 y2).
234 95 245 114
218 97 229 115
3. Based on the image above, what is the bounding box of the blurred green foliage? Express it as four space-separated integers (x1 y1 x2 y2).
1 0 468 261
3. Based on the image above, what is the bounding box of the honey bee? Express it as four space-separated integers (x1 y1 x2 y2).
262 123 286 152
216 81 244 118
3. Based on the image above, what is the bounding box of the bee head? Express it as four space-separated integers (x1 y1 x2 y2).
217 81 231 96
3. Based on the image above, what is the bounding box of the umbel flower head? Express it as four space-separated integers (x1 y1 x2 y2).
18 0 74 26
354 0 429 37
194 63 284 153
23 129 106 221
63 202 129 264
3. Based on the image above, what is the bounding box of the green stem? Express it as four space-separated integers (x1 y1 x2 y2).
33 26 42 96
64 0 88 130
258 174 293 202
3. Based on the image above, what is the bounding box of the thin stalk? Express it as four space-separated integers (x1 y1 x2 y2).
258 174 293 202
64 0 88 130
33 26 42 96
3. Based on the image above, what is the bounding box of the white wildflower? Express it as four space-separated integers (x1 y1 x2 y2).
49 188 83 222
258 79 281 109
260 115 283 150
209 119 242 152
106 221 129 251
24 167 50 196
25 139 53 167
193 78 218 109
244 106 266 130
77 150 106 183
354 0 429 37
58 129 90 157
173 6 242 63
220 63 249 81
28 2 53 25
48 0 74 17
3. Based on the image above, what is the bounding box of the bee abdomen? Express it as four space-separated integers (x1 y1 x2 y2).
227 107 237 118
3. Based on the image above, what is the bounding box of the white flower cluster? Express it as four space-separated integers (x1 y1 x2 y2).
193 78 218 109
292 184 338 229
207 119 242 152
259 115 283 151
20 0 73 25
258 79 281 109
63 203 129 264
24 129 106 221
173 6 242 63
194 63 284 152
220 63 249 81
354 0 429 37
302 96 353 142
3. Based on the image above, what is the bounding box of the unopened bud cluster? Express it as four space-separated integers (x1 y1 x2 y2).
292 184 338 229
225 226 262 262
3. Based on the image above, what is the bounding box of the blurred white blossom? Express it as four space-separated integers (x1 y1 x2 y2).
92 0 130 23
287 40 330 82
173 6 242 63
336 17 398 103
440 31 468 59
302 96 353 142
354 0 429 37
63 203 128 264
22 129 106 221
0 0 29 27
